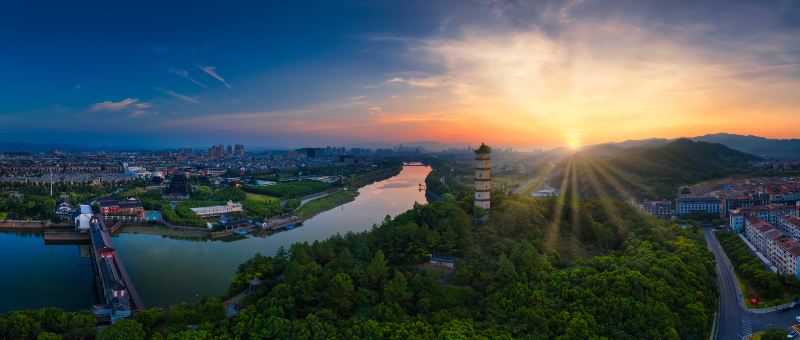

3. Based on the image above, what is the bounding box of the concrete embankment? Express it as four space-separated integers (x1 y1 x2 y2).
0 220 71 228
44 229 90 242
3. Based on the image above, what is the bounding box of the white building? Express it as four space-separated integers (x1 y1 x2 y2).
636 199 672 218
766 234 800 278
531 186 559 198
124 166 151 179
190 200 243 217
744 216 781 256
74 204 93 231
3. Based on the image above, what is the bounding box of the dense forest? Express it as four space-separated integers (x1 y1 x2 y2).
211 195 718 339
2 190 717 339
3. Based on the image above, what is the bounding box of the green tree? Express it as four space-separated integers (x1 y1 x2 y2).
97 320 145 340
34 308 68 334
384 271 412 307
324 273 356 315
761 328 788 340
36 332 62 340
366 250 388 289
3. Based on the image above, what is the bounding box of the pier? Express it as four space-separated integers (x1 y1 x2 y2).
263 216 303 231
88 216 143 322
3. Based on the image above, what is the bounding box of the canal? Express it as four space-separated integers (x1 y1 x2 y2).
0 165 430 312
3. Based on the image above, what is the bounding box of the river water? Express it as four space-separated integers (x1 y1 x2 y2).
0 165 430 312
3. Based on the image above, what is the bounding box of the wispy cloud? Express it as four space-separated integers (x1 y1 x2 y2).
195 65 231 88
65 84 82 95
153 87 199 104
165 68 208 88
89 98 156 118
89 98 141 112
386 76 452 88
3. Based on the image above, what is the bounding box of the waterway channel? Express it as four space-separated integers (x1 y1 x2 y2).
0 165 430 312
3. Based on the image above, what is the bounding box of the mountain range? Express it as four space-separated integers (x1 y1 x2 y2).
598 133 800 159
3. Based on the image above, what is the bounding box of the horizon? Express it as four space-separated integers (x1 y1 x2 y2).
2 1 799 149
0 131 795 152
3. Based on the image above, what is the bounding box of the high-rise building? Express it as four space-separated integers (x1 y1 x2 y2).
474 143 491 210
226 145 233 155
234 144 245 157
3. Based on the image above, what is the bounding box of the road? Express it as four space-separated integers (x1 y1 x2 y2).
703 227 799 339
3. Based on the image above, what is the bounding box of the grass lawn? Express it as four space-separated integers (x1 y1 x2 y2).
295 190 359 219
245 192 279 202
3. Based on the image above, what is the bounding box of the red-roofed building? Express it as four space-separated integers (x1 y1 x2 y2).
767 235 800 278
778 215 800 239
744 216 780 255
729 204 798 232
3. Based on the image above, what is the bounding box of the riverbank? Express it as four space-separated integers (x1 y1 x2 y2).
119 224 209 239
295 190 359 219
0 165 432 310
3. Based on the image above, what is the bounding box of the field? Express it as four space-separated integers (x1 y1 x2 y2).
245 192 279 202
295 190 359 219
244 180 332 198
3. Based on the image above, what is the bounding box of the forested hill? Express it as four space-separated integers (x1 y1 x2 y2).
559 139 760 199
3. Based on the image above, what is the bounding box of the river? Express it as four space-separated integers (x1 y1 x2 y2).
0 165 430 312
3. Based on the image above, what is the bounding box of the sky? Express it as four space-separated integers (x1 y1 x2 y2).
1 0 799 149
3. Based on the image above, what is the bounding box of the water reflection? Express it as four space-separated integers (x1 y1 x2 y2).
113 165 431 307
0 229 94 313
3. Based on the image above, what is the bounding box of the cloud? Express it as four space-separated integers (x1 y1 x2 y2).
386 76 452 88
195 65 231 88
65 84 82 95
88 98 156 118
557 0 585 23
166 68 208 88
153 87 199 104
89 98 141 112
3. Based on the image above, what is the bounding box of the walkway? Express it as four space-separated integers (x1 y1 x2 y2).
298 189 342 207
91 217 144 311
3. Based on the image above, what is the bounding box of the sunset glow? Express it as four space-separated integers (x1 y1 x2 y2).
1 1 798 149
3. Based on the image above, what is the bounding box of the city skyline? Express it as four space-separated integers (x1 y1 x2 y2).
2 1 799 149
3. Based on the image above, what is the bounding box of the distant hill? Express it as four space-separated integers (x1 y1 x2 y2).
558 139 760 199
607 137 672 149
692 133 800 159
588 133 800 159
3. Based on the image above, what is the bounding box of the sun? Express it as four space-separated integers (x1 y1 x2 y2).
567 138 580 150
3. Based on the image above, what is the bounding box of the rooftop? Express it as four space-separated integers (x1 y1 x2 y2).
475 143 491 154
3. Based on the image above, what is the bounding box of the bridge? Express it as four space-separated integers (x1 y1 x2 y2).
87 215 143 322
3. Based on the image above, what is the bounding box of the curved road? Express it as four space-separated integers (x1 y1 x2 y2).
703 227 799 339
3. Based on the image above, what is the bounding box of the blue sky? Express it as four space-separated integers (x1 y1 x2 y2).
1 1 799 148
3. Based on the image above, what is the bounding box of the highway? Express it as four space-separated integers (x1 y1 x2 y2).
703 227 799 339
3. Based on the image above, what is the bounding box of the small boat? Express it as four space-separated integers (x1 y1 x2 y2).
284 224 294 230
234 229 250 235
